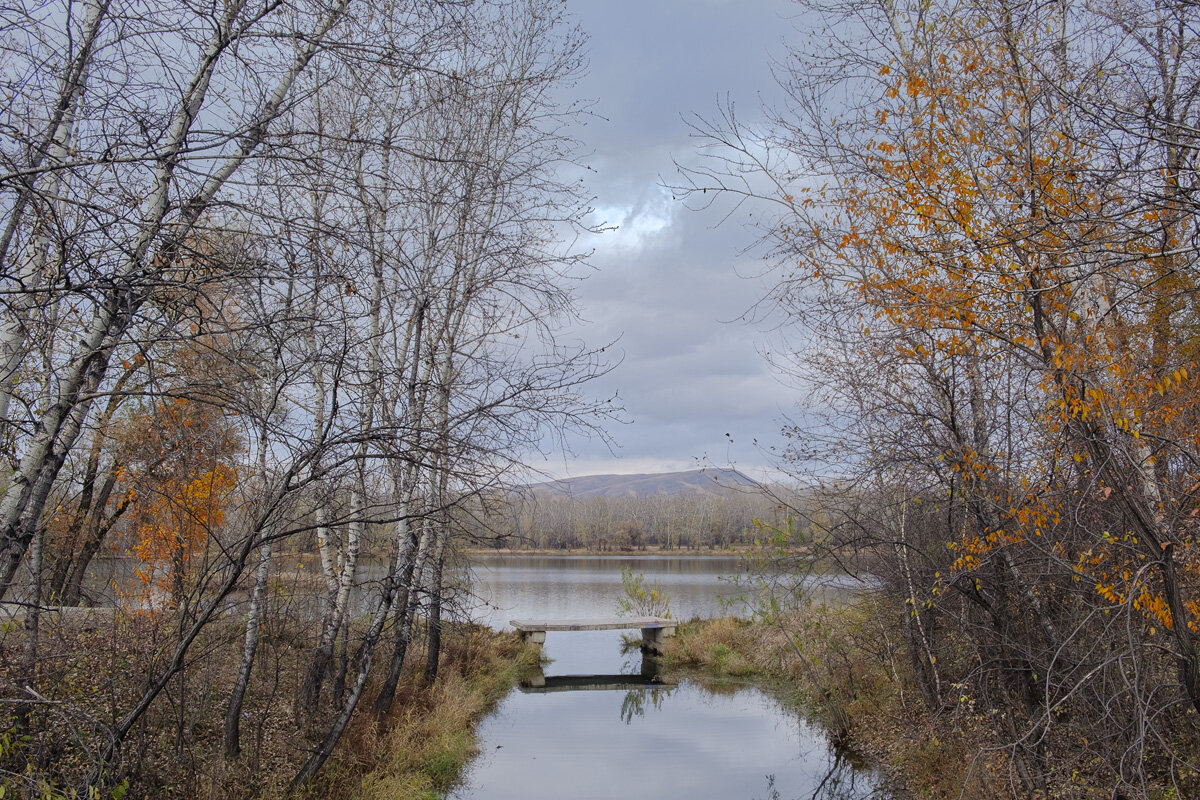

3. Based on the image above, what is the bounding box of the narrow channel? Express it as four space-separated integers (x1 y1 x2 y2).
452 554 895 800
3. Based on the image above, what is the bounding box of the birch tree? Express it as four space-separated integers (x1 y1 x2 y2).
0 0 360 599
676 0 1200 793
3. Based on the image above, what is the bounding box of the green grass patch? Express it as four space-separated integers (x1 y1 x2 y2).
325 624 540 800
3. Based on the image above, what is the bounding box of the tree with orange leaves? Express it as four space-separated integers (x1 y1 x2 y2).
123 396 240 609
679 0 1200 794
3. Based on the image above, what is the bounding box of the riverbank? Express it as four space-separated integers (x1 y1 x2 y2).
463 545 761 557
663 610 1000 800
0 614 535 799
307 626 540 800
344 609 965 800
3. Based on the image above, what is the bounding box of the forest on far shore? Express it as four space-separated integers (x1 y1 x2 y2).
478 485 808 551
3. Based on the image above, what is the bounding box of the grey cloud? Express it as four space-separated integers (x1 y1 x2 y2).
544 0 799 477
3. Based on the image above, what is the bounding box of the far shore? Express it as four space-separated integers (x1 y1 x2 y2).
461 544 826 560
463 545 756 557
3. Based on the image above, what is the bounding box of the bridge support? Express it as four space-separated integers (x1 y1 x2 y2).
641 623 676 655
518 629 546 646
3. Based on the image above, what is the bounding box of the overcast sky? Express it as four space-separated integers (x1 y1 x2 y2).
538 0 802 480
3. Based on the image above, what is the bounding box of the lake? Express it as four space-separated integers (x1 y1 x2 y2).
451 553 894 800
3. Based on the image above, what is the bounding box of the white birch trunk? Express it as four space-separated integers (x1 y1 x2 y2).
0 0 352 598
0 0 108 426
223 538 272 759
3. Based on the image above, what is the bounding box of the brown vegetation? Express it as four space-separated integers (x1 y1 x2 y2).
670 611 1049 800
675 0 1200 795
0 612 534 799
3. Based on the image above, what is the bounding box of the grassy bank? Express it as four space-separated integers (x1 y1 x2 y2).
0 613 537 799
307 626 540 800
664 607 1001 800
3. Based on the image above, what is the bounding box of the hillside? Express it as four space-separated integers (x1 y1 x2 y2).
524 468 759 499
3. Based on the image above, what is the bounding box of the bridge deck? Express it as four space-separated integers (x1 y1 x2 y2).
509 616 674 632
518 674 677 693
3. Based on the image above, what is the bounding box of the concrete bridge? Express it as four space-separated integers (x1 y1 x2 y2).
517 672 677 693
510 616 677 655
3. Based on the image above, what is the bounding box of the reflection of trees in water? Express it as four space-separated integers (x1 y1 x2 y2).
612 664 891 798
809 746 883 799
755 775 782 800
753 746 892 800
619 686 672 724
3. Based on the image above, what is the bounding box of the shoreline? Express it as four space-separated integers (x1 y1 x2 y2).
463 545 810 557
662 614 934 799
364 613 906 800
312 625 538 800
662 610 1137 800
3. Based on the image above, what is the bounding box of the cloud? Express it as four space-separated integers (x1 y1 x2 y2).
588 187 676 255
538 0 801 480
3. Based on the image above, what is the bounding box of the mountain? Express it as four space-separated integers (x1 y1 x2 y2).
523 468 760 499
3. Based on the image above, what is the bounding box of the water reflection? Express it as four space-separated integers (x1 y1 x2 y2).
458 646 895 800
442 556 892 800
519 669 674 690
619 684 672 725
520 651 675 699
755 747 891 800
455 671 893 800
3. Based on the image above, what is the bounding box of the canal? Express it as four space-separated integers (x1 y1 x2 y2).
451 553 894 800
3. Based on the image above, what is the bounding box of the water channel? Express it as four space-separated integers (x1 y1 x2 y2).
452 554 895 800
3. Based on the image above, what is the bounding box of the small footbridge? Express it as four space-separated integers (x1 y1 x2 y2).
510 616 677 655
517 672 676 693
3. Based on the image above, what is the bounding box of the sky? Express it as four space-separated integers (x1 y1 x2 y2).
539 0 803 480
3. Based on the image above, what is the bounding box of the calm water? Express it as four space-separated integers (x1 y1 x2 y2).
463 553 745 628
452 554 893 800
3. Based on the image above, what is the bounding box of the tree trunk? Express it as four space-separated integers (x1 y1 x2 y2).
369 514 421 715
16 524 45 733
422 538 448 687
289 569 399 790
298 503 360 718
224 540 272 760
60 489 132 606
369 299 431 716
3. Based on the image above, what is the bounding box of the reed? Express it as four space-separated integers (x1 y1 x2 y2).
313 625 540 800
666 607 1000 800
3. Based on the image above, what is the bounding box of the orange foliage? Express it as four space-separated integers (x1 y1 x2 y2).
795 23 1200 636
131 464 236 605
122 396 240 607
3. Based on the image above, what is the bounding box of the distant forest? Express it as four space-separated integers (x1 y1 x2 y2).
480 488 805 550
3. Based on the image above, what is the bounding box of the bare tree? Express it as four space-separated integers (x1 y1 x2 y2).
672 0 1200 794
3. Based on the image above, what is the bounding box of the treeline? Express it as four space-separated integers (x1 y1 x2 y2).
482 489 803 550
681 0 1200 796
0 0 606 795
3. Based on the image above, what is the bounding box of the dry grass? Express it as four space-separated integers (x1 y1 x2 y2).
667 616 766 678
665 608 1002 800
310 626 539 800
0 611 537 800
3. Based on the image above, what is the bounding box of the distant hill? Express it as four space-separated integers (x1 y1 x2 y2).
524 468 760 500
